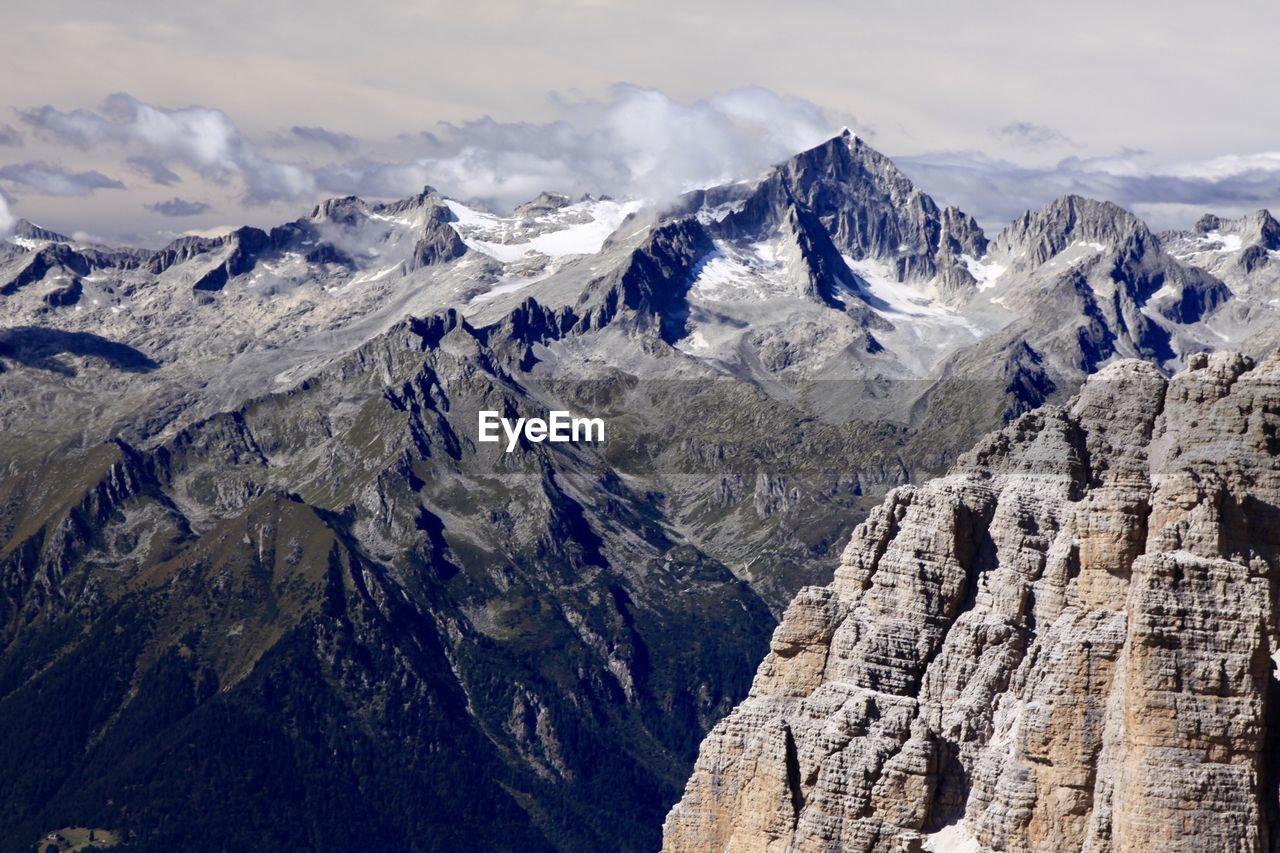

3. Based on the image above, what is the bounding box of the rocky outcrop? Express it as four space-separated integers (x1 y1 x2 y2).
189 226 273 291
994 195 1150 269
309 195 371 227
11 219 71 243
405 202 468 270
574 216 713 342
664 351 1280 852
713 130 988 294
1194 210 1280 251
993 195 1230 329
514 191 573 218
0 243 90 294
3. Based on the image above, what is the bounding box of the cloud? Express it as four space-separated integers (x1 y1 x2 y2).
1166 151 1280 182
895 148 1280 231
149 197 211 216
315 84 853 210
0 87 857 238
289 125 358 152
0 193 13 236
991 121 1075 151
128 156 182 185
0 162 126 196
12 87 856 217
15 85 1280 240
0 124 22 147
21 93 315 202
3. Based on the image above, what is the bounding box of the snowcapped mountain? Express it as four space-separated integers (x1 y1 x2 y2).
3 130 1280 850
5 129 1277 444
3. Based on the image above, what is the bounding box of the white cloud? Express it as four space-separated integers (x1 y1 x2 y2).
896 148 1280 231
0 193 13 236
316 85 850 210
11 85 1280 240
1167 151 1280 181
0 162 126 196
23 94 316 203
19 87 849 214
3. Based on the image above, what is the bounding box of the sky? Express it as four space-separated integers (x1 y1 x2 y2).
4 0 1280 245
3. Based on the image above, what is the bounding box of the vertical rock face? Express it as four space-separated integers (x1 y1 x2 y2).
664 351 1280 852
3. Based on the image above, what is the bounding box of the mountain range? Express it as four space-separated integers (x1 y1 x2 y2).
3 130 1280 851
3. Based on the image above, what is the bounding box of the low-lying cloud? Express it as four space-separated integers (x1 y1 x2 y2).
17 87 848 212
7 86 1280 239
22 94 315 202
0 162 125 196
288 125 358 152
317 85 850 210
896 149 1280 231
0 192 14 236
150 197 211 217
128 156 182 186
991 121 1075 151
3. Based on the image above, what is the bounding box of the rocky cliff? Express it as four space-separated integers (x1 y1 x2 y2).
664 351 1280 852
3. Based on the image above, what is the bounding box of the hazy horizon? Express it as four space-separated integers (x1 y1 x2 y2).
5 0 1280 244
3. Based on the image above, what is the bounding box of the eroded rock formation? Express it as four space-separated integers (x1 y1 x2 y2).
665 351 1280 852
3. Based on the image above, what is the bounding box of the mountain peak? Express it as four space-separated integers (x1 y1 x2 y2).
309 195 370 225
376 185 450 217
993 194 1148 265
513 191 572 218
1194 209 1280 249
771 131 986 284
12 218 71 243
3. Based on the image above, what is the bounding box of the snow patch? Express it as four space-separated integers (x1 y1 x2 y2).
469 271 551 305
347 264 402 287
680 328 713 352
1205 325 1232 343
686 238 814 302
960 254 1007 292
368 212 416 227
845 257 980 334
671 306 751 362
445 199 643 262
696 199 747 225
533 202 641 257
1194 230 1244 253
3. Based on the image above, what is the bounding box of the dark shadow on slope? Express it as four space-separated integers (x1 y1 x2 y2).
0 327 160 375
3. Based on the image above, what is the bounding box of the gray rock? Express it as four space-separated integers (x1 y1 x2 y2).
664 352 1280 852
